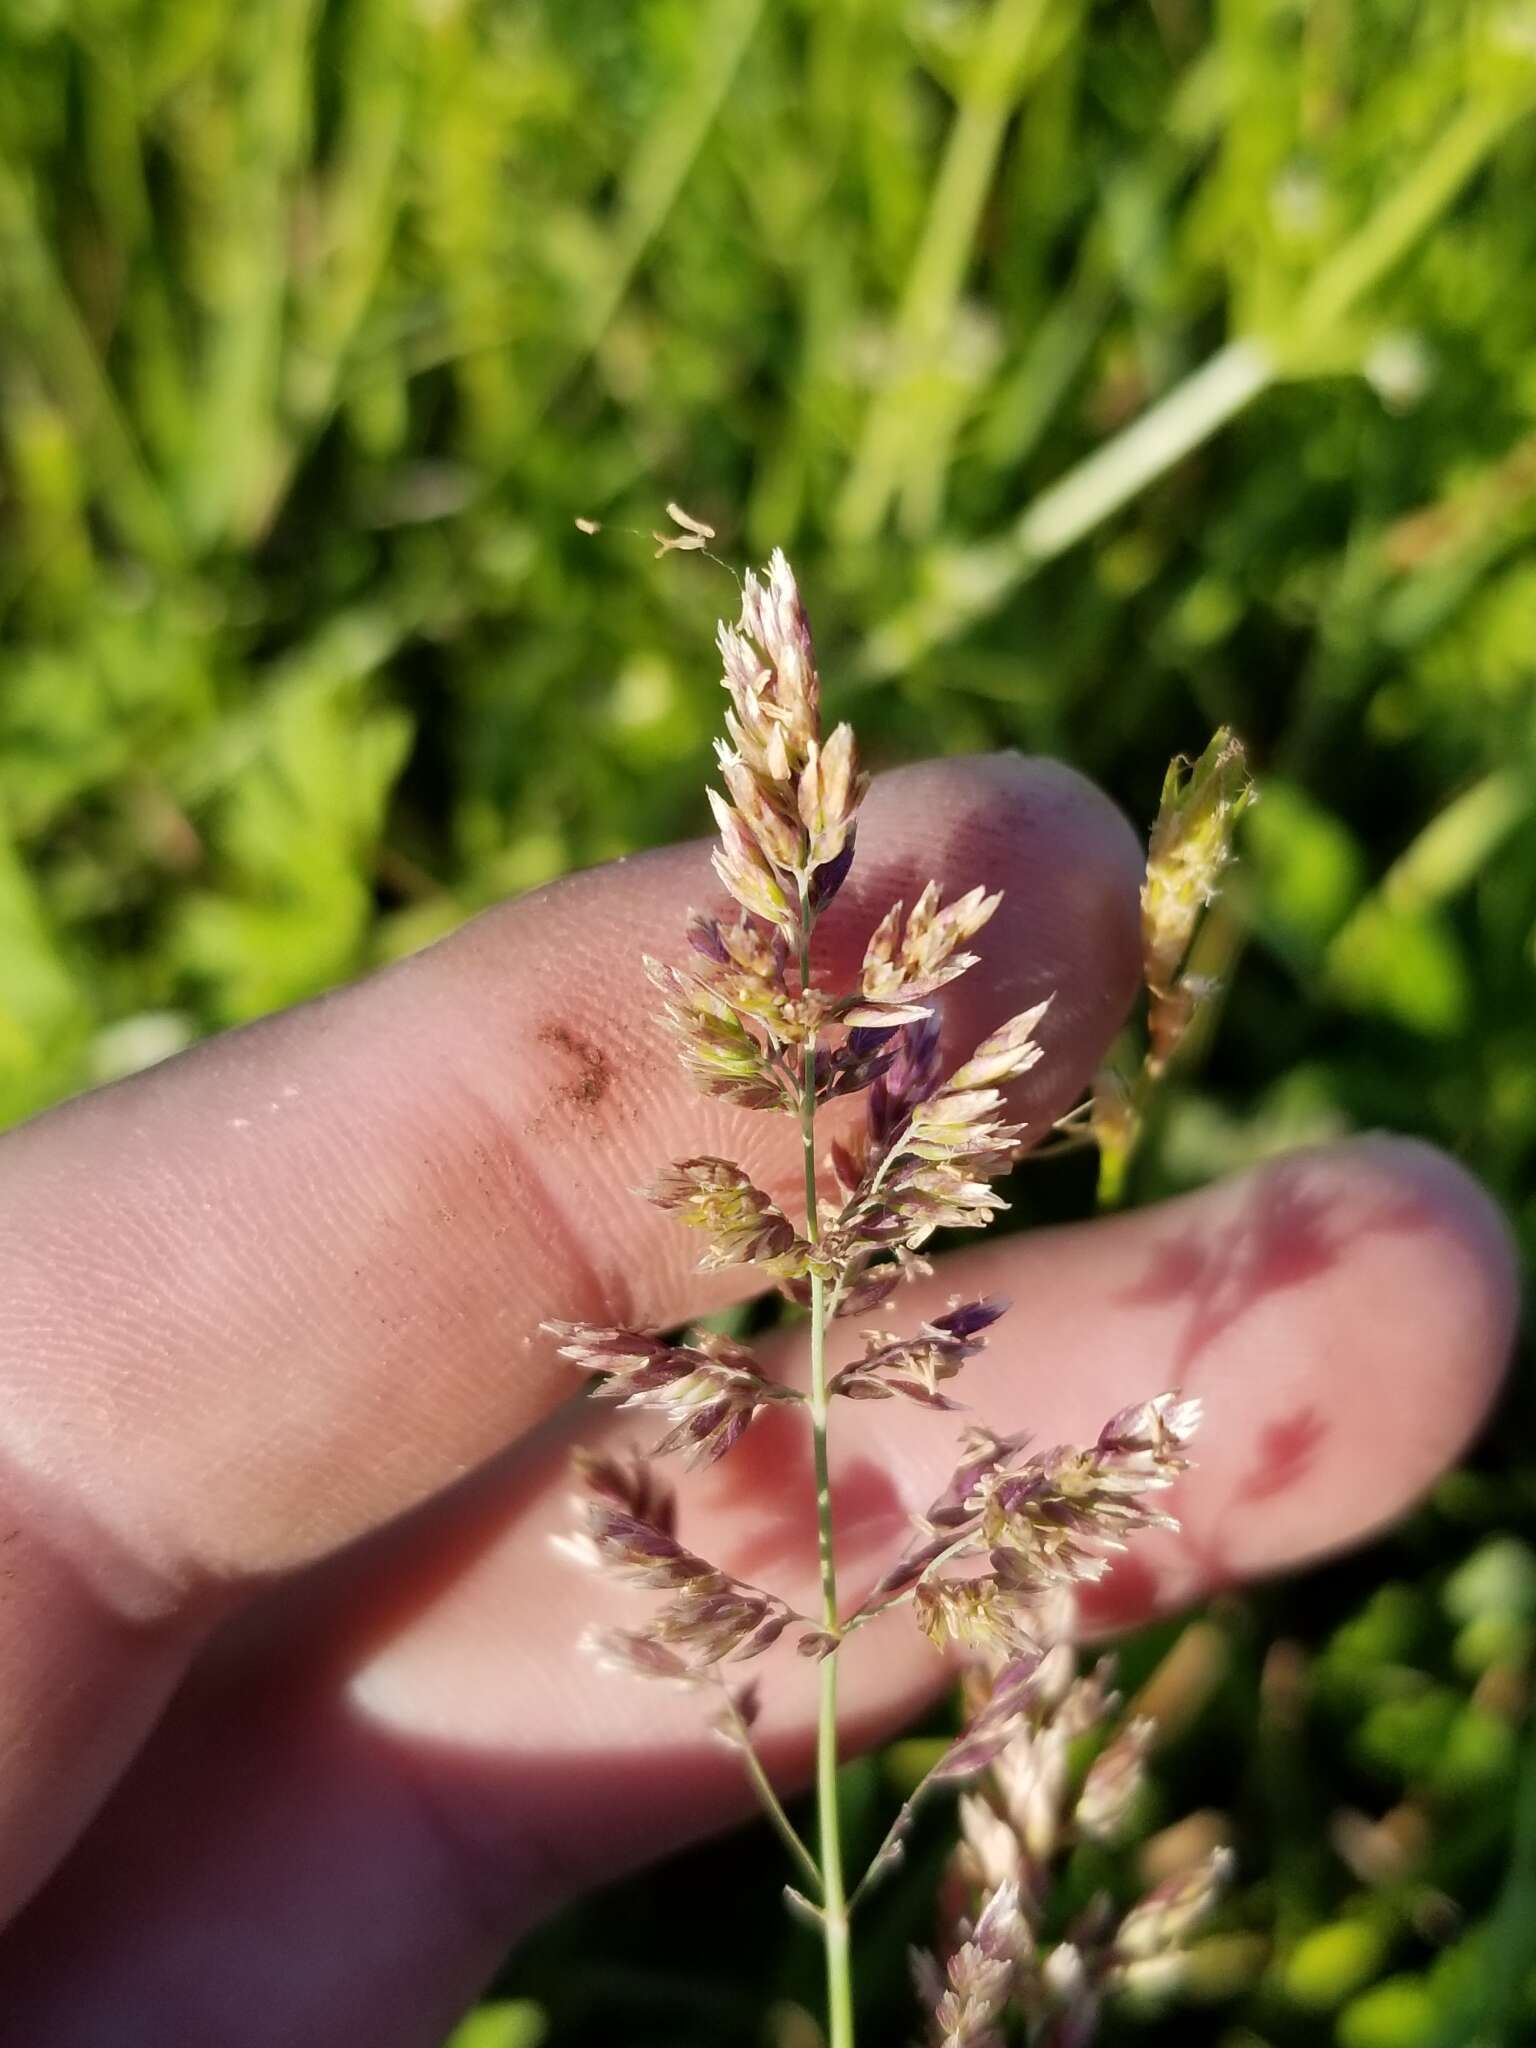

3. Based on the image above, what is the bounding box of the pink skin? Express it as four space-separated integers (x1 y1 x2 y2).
0 754 1517 2046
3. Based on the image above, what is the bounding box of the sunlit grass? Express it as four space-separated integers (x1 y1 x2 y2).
1 1 1533 2039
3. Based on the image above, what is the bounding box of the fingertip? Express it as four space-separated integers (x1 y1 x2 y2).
1328 1132 1519 1455
1140 1134 1518 1585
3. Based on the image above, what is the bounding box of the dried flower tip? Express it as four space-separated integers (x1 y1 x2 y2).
667 501 715 539
1142 729 1253 998
574 515 602 534
654 502 716 555
646 1157 807 1274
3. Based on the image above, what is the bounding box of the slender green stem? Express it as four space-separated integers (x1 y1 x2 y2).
809 1270 853 2047
714 1685 824 1899
1095 1139 1131 1212
798 891 855 2048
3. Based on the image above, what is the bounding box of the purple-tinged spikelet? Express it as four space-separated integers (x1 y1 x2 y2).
644 1158 809 1274
545 1322 801 1466
914 1880 1030 2048
557 1452 802 1668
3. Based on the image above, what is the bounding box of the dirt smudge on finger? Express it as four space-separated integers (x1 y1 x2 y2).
532 1020 629 1132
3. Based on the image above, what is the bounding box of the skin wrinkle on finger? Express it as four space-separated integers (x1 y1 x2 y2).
0 1138 1514 2048
0 751 1143 1925
0 1027 571 1588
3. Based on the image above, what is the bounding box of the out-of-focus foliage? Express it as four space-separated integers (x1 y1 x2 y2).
442 2001 547 2048
2 0 1534 2040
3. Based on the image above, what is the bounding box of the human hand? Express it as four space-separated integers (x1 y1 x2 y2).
0 754 1516 2046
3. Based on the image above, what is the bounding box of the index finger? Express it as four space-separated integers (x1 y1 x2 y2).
0 750 1142 1917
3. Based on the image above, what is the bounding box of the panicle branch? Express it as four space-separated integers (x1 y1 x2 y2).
829 1297 1008 1410
557 1451 801 1667
855 1393 1202 1654
543 544 1238 2048
544 1321 802 1466
819 1001 1052 1324
913 1627 1232 2046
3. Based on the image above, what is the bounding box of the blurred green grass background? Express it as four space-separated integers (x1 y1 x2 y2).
2 0 1534 2041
